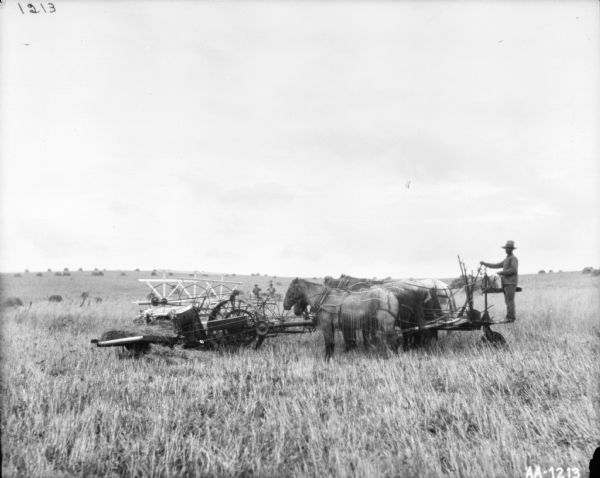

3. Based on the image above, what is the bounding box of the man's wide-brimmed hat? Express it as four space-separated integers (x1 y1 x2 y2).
501 240 516 249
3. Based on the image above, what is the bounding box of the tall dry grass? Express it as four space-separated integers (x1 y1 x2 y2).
1 272 598 477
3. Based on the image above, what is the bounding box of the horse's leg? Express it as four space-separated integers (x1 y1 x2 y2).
342 321 357 352
419 330 437 346
381 312 400 353
413 332 423 347
394 332 402 353
339 301 359 352
362 318 373 349
325 341 335 360
375 310 398 354
321 314 335 360
387 331 401 353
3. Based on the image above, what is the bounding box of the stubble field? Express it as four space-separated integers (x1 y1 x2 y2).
1 270 598 477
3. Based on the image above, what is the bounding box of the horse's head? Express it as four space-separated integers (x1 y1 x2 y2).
283 278 302 310
293 298 308 316
323 276 338 287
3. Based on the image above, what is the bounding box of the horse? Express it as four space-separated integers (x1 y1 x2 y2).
408 278 456 313
324 274 446 348
283 278 400 359
325 275 454 311
323 274 384 291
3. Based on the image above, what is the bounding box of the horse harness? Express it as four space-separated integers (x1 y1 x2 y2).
312 287 398 321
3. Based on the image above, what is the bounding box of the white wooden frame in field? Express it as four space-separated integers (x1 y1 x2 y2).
136 272 243 307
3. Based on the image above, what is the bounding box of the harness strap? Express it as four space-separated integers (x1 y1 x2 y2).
312 288 330 313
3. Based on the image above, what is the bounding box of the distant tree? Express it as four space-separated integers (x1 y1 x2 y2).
168 272 173 276
62 268 71 276
36 272 43 277
135 268 140 272
24 269 29 273
151 270 158 276
593 269 600 276
48 295 63 302
582 267 594 274
78 268 83 272
3 297 23 307
120 272 126 276
538 270 546 274
548 270 554 273
54 271 63 276
47 268 52 272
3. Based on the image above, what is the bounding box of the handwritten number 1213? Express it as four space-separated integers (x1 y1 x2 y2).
18 3 56 14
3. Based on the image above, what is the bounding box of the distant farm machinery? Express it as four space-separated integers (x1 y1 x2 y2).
91 275 316 354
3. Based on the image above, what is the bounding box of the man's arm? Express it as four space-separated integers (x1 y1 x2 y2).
480 260 504 268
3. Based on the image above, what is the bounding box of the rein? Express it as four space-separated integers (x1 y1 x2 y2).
311 287 335 313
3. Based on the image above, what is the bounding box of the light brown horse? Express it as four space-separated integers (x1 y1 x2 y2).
324 274 446 348
283 278 400 359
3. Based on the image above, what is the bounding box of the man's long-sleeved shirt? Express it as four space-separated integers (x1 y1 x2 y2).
482 255 519 285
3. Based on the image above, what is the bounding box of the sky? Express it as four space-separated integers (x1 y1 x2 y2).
1 1 599 279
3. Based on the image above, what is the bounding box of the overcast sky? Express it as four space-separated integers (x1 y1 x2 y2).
1 1 598 278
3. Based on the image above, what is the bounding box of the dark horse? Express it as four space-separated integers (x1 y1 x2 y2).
283 278 400 359
324 274 445 349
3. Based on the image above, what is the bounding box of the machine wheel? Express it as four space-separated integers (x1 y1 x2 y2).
206 305 257 347
253 320 271 350
225 309 258 346
482 325 507 347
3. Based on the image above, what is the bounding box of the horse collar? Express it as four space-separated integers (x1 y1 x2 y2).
313 288 330 312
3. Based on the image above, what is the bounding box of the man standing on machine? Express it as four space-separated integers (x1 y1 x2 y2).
480 240 519 322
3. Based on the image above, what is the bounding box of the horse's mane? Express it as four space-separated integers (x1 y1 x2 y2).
294 277 327 288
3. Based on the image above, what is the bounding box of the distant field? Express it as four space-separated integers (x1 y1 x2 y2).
1 270 598 477
0 270 294 305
